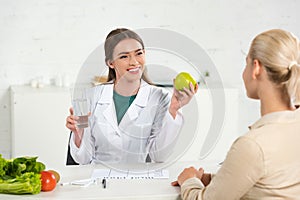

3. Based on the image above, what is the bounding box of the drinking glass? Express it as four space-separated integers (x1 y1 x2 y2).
73 98 89 128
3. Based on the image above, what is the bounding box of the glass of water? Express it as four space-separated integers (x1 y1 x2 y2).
73 98 89 128
71 84 90 128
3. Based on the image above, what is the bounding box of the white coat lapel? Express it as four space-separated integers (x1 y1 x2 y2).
120 81 150 127
103 103 119 133
98 84 119 133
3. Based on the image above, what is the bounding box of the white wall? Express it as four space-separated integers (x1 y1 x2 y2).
1 0 299 158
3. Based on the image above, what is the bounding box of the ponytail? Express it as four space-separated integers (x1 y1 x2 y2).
286 62 300 106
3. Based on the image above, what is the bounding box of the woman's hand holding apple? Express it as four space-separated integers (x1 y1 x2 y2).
169 72 198 118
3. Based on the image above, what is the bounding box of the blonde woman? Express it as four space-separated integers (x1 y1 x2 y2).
172 29 300 199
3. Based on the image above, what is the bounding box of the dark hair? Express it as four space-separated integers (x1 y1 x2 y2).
104 28 151 84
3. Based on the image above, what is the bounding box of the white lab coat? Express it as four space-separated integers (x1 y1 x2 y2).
70 81 183 164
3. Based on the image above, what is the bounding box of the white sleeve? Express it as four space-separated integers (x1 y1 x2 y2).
69 87 97 165
148 105 184 162
69 127 94 165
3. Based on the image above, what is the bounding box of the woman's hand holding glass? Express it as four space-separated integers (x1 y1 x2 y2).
169 81 198 119
66 107 85 147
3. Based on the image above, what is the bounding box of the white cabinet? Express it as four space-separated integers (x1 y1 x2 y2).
10 86 71 169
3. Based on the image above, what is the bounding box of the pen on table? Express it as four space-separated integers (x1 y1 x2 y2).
60 179 96 187
102 178 106 189
60 182 86 186
60 182 70 186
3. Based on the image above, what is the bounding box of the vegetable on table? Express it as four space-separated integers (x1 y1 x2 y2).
48 169 60 183
0 172 41 194
0 154 46 194
40 171 56 192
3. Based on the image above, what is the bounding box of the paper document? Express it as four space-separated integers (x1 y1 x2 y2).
91 169 169 180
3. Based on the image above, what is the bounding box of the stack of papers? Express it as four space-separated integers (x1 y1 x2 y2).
91 169 169 180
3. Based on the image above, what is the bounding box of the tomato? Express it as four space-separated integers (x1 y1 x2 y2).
40 171 57 192
48 170 60 183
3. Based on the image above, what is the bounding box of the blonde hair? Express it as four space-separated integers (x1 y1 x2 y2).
249 29 300 106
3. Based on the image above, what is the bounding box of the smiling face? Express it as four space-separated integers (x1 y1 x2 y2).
107 38 145 83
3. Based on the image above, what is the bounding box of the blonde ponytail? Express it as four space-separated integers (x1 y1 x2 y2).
286 62 300 106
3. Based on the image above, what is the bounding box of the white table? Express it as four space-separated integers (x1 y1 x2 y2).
0 161 220 200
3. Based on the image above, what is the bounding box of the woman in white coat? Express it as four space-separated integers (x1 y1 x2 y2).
66 28 198 164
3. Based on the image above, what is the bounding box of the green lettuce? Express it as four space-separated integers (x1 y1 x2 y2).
0 155 45 194
0 172 41 194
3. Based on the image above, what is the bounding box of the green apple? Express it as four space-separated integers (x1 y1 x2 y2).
174 72 197 91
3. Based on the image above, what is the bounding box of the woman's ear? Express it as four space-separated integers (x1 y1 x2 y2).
106 60 114 69
252 59 262 80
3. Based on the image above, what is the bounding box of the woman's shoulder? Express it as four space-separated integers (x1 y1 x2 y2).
230 134 264 160
87 82 114 102
89 82 113 91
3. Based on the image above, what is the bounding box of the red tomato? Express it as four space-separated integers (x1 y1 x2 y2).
40 171 57 192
